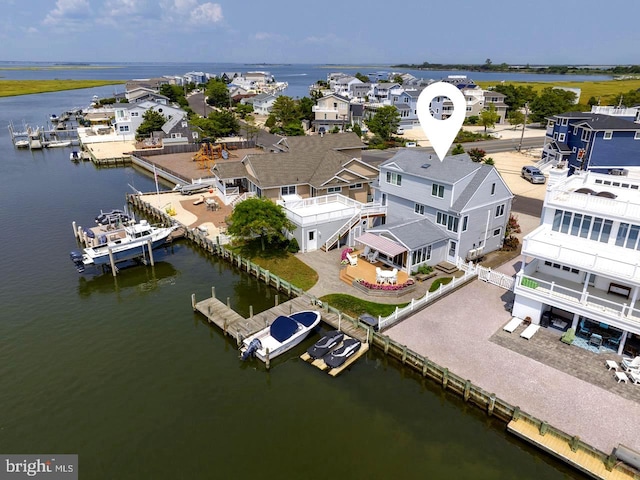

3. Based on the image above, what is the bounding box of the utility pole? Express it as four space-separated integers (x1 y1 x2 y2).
517 103 529 152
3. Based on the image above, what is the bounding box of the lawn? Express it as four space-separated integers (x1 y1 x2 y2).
0 80 126 97
319 293 408 318
476 79 640 105
228 241 318 291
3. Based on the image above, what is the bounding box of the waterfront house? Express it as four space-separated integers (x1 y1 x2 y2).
512 168 640 357
541 109 640 172
245 93 277 115
364 150 513 273
112 101 187 140
312 94 351 132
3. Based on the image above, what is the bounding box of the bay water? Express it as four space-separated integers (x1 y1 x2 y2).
0 71 581 478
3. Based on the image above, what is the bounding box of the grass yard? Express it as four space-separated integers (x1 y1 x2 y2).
319 293 408 318
0 80 125 97
477 79 640 104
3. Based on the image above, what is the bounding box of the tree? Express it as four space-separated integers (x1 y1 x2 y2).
271 96 299 125
264 114 276 129
392 74 404 85
205 79 230 108
451 143 465 155
136 109 166 137
529 87 577 124
355 72 370 83
207 110 239 137
479 103 500 133
493 84 536 111
366 105 400 141
612 89 640 108
467 148 486 162
235 103 254 119
227 197 296 251
297 96 315 123
507 109 525 128
283 122 305 136
352 123 362 137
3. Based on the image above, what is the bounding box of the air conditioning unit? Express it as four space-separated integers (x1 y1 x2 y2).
610 168 628 176
467 248 477 259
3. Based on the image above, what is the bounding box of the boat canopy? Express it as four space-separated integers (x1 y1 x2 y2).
289 311 318 328
270 316 299 342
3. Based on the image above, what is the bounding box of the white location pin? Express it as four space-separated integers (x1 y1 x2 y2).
416 82 467 162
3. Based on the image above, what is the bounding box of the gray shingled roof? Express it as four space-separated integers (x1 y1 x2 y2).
450 165 493 213
381 150 479 184
573 114 640 131
369 218 448 250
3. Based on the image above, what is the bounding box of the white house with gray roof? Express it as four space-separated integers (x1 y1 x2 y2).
364 150 513 273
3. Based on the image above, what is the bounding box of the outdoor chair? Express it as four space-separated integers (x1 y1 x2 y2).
375 267 383 284
577 319 590 338
560 328 576 345
346 252 358 266
367 250 379 264
390 268 398 285
360 246 371 259
589 333 603 348
622 356 640 372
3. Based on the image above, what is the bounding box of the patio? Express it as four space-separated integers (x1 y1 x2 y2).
339 250 410 287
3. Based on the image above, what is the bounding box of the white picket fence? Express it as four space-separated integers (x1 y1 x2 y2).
477 265 516 290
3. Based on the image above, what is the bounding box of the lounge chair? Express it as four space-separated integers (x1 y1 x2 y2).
622 356 640 372
503 317 522 333
367 250 379 263
359 246 371 259
520 324 540 340
560 328 576 345
346 252 358 266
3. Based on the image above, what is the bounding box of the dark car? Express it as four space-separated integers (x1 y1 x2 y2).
521 166 546 184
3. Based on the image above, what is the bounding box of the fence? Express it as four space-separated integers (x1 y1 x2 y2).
477 265 516 290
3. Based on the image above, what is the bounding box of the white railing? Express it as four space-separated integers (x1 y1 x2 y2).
514 271 640 329
549 189 640 220
377 258 477 330
286 207 358 228
230 191 256 208
477 265 515 290
323 212 361 251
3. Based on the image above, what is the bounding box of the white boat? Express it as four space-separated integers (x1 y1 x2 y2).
47 140 72 148
69 220 177 273
240 310 321 362
173 183 211 195
14 139 29 148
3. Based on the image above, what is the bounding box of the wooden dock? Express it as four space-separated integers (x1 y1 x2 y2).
300 342 369 377
507 419 635 479
191 290 368 345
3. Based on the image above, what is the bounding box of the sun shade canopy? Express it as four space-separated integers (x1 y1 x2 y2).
355 232 407 257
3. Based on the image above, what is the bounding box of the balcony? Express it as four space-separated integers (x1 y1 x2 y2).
514 270 640 334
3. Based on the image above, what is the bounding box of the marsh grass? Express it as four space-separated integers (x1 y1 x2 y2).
0 80 125 97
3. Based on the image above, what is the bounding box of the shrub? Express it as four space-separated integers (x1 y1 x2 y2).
287 237 300 253
340 247 353 262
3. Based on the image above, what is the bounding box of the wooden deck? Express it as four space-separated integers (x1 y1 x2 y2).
192 292 367 344
507 419 635 480
339 252 409 286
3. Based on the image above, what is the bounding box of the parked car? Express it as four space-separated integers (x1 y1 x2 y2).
521 166 546 184
395 126 404 135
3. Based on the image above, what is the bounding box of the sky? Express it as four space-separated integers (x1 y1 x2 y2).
1 0 639 65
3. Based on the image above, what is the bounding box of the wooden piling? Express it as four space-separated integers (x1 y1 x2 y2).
147 239 154 266
191 293 196 310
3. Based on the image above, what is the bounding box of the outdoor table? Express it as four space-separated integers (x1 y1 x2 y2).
377 269 397 284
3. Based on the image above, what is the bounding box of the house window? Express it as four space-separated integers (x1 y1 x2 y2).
558 133 566 142
462 216 468 232
170 133 182 138
572 147 576 153
414 203 425 215
561 118 568 126
491 183 496 195
131 112 139 117
411 245 432 265
573 126 578 135
552 209 612 243
436 212 459 232
432 183 444 198
349 183 362 189
118 125 129 132
386 172 402 186
616 223 640 250
281 185 296 196
553 133 558 140
493 228 501 236
327 186 341 193
182 121 188 128
635 131 640 140
495 204 505 217
581 129 591 142
603 131 613 140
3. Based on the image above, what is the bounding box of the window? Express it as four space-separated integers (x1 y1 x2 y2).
572 147 576 153
573 126 578 135
552 209 612 243
432 183 444 198
543 261 580 274
327 186 341 193
414 203 425 215
495 204 505 217
412 245 432 265
118 125 129 132
616 223 640 250
603 131 613 140
561 118 568 126
281 185 296 196
581 129 591 142
131 112 139 117
462 216 468 232
182 121 188 128
491 183 496 195
436 212 459 232
558 133 565 142
553 132 558 140
386 172 402 186
493 228 501 236
635 131 640 140
349 183 362 189
170 133 182 138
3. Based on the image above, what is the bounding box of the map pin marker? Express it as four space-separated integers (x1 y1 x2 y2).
416 81 467 162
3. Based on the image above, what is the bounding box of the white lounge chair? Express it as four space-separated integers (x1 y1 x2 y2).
367 250 379 263
503 317 523 333
346 252 358 266
360 246 371 259
621 356 640 372
520 324 540 340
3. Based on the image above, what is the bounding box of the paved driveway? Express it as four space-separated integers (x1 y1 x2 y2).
385 277 640 454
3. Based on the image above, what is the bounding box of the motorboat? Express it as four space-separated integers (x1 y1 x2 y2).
47 140 71 148
95 209 131 226
14 139 29 148
70 220 177 273
70 150 81 161
240 310 321 362
323 338 361 369
306 330 343 359
173 183 211 195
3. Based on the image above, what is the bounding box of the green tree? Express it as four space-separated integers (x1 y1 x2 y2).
493 84 537 111
479 103 500 133
227 197 296 251
507 109 525 128
235 103 254 119
366 105 400 141
136 109 166 137
283 121 305 136
529 87 577 124
612 89 640 108
271 96 299 125
392 74 404 85
205 79 230 108
207 110 239 137
355 72 369 83
451 143 465 155
297 96 315 123
264 114 276 129
352 123 362 137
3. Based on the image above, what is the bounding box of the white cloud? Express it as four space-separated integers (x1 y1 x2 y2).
252 32 286 41
190 3 223 24
304 33 341 45
43 0 91 26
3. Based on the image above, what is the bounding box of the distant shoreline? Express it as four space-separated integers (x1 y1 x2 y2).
0 79 125 97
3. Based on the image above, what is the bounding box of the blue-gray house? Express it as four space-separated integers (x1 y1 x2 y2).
542 111 640 173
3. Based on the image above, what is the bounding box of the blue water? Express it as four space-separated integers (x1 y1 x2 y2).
0 71 582 478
